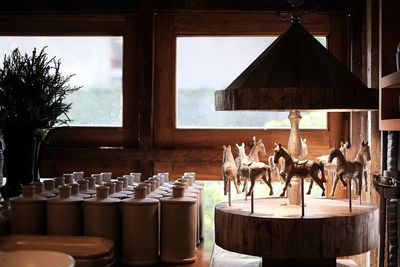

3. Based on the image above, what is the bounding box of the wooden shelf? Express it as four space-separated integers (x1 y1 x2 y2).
380 72 400 130
382 72 400 88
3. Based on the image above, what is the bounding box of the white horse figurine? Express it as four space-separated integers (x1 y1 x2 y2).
353 141 371 192
268 138 308 184
221 145 240 195
236 142 273 196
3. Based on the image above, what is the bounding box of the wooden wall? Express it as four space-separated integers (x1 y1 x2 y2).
0 1 361 181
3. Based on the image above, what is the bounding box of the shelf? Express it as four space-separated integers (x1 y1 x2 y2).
382 71 400 88
380 72 400 130
380 118 400 131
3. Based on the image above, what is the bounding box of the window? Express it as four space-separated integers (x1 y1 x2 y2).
176 36 327 129
0 36 123 127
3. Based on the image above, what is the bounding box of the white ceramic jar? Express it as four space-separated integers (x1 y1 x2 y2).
183 175 204 240
10 185 46 234
130 173 141 184
69 183 91 199
54 176 65 189
100 172 112 183
84 186 121 255
92 174 103 186
43 179 58 194
33 181 56 198
77 179 96 196
160 186 196 264
121 186 159 266
63 173 74 184
72 171 84 181
104 182 128 200
46 185 83 235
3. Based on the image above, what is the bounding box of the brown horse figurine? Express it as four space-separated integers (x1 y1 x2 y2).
273 143 326 197
328 145 363 197
222 145 240 195
236 142 273 197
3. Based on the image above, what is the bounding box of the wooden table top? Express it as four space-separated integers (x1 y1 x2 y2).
215 197 378 260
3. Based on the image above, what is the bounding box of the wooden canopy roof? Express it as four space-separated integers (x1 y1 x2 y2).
215 20 378 111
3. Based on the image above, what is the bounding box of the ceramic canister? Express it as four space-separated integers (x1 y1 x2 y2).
54 176 66 189
101 172 112 183
84 186 121 256
183 175 204 240
122 186 159 266
115 181 130 197
33 181 56 198
123 174 135 187
43 179 58 194
10 185 46 234
63 173 74 184
175 180 200 246
69 183 91 199
117 177 134 193
130 173 141 183
92 174 103 186
77 179 96 196
160 186 197 264
73 171 84 181
85 177 97 190
105 182 127 200
46 185 84 236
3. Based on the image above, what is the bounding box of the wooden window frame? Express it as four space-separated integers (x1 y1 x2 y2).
154 12 347 160
0 14 140 148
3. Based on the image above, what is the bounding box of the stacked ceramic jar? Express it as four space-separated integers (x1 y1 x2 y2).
7 170 201 265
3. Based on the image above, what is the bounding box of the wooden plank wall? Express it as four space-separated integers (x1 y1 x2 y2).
0 1 361 182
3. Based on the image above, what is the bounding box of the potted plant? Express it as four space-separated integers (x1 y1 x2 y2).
0 47 80 199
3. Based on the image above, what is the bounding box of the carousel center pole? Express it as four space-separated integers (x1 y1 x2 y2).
287 110 303 206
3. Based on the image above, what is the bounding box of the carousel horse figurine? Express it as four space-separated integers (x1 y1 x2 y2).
268 138 308 184
273 143 326 197
354 141 371 192
221 145 240 195
235 137 270 193
236 142 273 197
328 145 363 197
316 141 350 183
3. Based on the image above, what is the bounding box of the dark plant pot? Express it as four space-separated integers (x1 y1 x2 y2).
0 128 43 199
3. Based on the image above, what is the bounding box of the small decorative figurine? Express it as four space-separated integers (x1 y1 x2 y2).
268 138 308 184
354 141 371 192
273 143 326 197
328 141 371 198
316 141 351 191
221 145 240 195
236 142 273 197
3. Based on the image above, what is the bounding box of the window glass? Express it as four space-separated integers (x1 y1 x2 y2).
176 36 327 129
0 36 123 126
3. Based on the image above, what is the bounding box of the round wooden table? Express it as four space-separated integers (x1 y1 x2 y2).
214 198 378 267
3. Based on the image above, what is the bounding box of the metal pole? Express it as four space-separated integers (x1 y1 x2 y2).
251 190 254 214
228 176 231 206
348 178 352 213
301 177 305 217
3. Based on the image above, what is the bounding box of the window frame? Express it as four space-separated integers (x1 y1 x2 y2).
0 15 139 148
154 12 344 156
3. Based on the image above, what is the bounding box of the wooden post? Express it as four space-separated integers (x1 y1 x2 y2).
301 177 305 217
